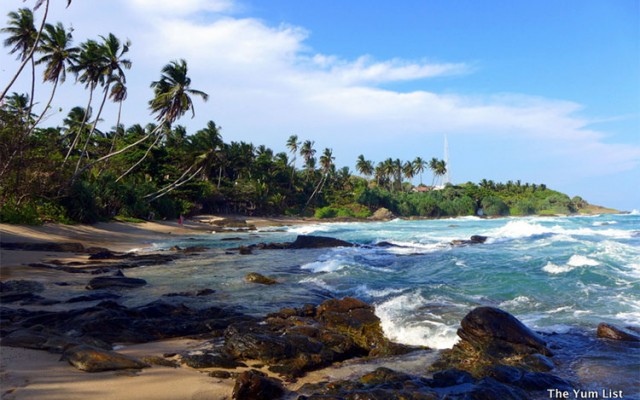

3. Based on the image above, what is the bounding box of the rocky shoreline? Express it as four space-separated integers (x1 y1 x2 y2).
2 231 639 399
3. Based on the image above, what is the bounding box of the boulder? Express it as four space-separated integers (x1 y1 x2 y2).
433 307 553 378
369 207 395 220
596 323 640 342
289 235 354 249
223 297 419 379
232 370 284 400
245 272 277 285
62 345 150 372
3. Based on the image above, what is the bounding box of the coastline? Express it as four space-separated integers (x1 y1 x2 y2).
1 212 635 399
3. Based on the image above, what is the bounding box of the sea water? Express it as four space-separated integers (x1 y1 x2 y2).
121 213 639 396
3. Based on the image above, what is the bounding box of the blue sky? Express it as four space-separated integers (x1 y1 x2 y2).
1 0 639 210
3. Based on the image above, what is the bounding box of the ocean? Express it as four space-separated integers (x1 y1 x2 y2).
124 212 640 396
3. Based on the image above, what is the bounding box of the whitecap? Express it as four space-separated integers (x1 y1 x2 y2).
567 255 599 267
542 262 574 274
499 296 535 308
300 259 348 273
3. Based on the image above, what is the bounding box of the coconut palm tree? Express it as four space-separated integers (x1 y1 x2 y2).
306 148 334 208
300 140 316 176
403 161 415 191
1 8 39 114
286 134 300 188
74 33 131 173
412 156 426 185
32 22 77 132
356 154 374 179
73 59 206 182
64 39 103 163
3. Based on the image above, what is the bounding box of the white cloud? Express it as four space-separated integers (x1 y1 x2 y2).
128 0 235 17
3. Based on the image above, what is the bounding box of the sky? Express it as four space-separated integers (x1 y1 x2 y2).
1 0 639 210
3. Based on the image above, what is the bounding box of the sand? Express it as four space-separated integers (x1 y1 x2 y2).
0 215 312 400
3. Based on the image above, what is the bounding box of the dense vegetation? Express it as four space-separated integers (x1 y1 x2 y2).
0 2 590 224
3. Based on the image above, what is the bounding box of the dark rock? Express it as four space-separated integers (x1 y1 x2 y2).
596 323 640 342
163 288 215 297
1 328 110 353
221 237 244 241
232 370 284 400
66 292 121 303
62 345 150 372
181 351 247 369
451 235 489 246
223 298 420 379
463 377 529 400
433 307 553 378
140 356 179 368
182 246 208 254
245 272 278 285
88 251 119 260
0 242 86 253
430 369 476 387
86 276 147 290
289 235 354 249
0 280 45 293
238 246 253 255
214 218 248 228
459 307 550 356
210 370 233 379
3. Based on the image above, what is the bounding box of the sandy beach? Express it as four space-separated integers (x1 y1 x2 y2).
0 215 312 400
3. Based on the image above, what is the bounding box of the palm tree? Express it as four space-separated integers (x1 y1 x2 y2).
286 134 300 187
116 58 207 181
356 154 373 179
300 140 316 175
403 161 415 191
412 156 426 185
306 148 334 208
74 34 131 173
32 21 77 132
78 59 207 182
65 39 103 163
1 8 39 114
0 0 72 101
430 158 447 187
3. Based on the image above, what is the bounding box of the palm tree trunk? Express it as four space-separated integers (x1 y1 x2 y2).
0 0 49 102
28 77 58 135
64 85 94 164
144 165 203 202
74 84 111 174
115 130 163 182
97 99 123 176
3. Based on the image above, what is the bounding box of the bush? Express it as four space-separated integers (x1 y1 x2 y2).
0 197 40 224
481 196 510 216
315 206 338 219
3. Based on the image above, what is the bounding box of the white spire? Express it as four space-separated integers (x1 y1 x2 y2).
444 134 451 184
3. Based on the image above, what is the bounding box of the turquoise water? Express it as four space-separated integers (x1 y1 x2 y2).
121 213 639 394
128 213 640 347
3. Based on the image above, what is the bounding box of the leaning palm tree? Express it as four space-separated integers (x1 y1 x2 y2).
115 58 208 181
64 39 104 164
429 157 439 187
0 0 72 101
306 148 334 208
74 34 131 173
32 21 78 132
1 8 38 114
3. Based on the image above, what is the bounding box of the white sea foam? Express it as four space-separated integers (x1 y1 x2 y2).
567 255 599 267
300 259 348 273
354 285 407 298
500 295 536 308
593 221 618 226
488 220 633 243
542 262 574 274
374 292 459 349
630 209 640 215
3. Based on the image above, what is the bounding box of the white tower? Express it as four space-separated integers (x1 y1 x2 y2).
444 134 451 184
